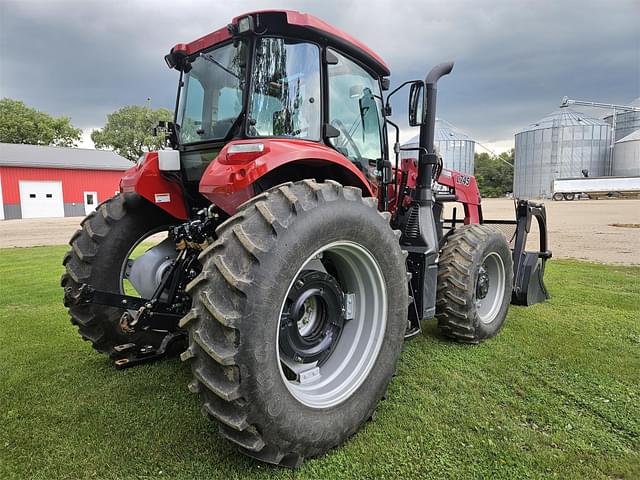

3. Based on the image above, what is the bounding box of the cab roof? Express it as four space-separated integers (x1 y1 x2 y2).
169 10 390 77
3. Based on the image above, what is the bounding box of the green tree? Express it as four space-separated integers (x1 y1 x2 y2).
91 105 173 162
0 98 82 147
474 149 514 197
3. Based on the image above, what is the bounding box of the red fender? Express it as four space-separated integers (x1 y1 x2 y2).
120 152 189 220
199 139 375 214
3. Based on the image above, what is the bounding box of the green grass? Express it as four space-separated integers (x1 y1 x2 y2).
1 246 638 479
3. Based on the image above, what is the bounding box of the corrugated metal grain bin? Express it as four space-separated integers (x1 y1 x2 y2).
401 119 475 175
514 109 612 198
613 129 640 177
604 97 640 142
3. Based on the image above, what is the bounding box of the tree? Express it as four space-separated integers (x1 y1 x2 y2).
0 98 82 147
91 105 173 162
474 149 514 197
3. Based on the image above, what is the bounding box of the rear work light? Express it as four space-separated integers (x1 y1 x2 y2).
237 15 254 34
225 143 267 164
228 15 255 36
228 143 264 154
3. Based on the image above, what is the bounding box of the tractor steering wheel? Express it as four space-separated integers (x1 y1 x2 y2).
331 119 362 161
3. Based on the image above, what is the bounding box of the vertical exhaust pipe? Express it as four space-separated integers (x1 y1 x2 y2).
416 62 454 201
403 62 455 331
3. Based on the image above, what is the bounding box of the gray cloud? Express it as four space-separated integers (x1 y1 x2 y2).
1 0 638 146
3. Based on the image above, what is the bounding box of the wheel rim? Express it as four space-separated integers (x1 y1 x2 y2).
475 252 506 325
119 227 176 298
276 241 387 409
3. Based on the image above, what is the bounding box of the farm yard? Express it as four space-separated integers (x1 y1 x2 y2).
2 198 640 265
0 197 638 479
1 0 637 477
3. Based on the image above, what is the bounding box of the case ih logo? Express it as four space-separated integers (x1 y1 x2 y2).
456 175 471 186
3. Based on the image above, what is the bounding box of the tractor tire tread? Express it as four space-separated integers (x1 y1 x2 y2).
61 193 175 359
435 224 513 343
181 180 399 467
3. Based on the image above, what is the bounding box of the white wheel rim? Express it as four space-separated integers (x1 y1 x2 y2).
276 241 387 409
476 252 506 325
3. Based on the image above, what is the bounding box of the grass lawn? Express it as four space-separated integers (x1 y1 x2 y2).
1 245 638 479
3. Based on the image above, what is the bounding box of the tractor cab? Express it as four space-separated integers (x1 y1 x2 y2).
163 10 388 205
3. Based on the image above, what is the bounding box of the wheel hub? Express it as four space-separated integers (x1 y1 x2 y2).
125 237 177 299
475 252 507 325
276 241 388 409
476 265 490 300
279 270 345 366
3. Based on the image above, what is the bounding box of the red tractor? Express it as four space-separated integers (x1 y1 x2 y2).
62 10 550 467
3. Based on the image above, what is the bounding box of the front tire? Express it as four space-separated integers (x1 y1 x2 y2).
180 180 408 466
436 224 514 343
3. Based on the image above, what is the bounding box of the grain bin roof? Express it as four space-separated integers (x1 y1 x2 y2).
0 143 132 170
616 129 640 143
518 108 610 133
405 118 473 144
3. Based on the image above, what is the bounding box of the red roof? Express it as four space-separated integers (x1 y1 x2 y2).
172 10 390 76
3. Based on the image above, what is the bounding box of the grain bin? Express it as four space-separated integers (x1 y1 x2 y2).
514 109 612 198
613 129 640 176
401 118 475 175
604 97 640 142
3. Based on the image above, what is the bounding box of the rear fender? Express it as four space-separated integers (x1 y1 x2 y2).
199 139 375 214
120 152 189 220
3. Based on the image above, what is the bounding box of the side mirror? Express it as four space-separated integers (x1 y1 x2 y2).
153 121 168 137
153 121 178 149
408 81 425 127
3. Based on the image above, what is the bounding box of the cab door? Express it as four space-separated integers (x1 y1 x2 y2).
326 49 384 182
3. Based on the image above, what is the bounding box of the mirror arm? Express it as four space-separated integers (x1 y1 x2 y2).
384 118 402 210
384 79 421 117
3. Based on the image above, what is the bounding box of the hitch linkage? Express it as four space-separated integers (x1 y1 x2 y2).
63 208 222 367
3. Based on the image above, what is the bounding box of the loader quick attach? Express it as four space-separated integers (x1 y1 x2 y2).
61 9 551 467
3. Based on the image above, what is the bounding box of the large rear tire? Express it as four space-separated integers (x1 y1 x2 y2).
61 194 179 358
436 224 514 343
180 180 408 466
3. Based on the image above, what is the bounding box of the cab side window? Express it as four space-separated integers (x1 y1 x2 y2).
248 38 321 140
327 50 383 169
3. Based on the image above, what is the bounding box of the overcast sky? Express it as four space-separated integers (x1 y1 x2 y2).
1 0 638 151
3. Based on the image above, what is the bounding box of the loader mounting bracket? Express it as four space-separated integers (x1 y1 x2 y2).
481 199 552 306
511 200 552 305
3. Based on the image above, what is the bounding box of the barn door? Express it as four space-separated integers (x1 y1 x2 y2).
19 180 64 218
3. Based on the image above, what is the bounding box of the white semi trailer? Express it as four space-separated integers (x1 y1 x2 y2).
552 176 640 200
